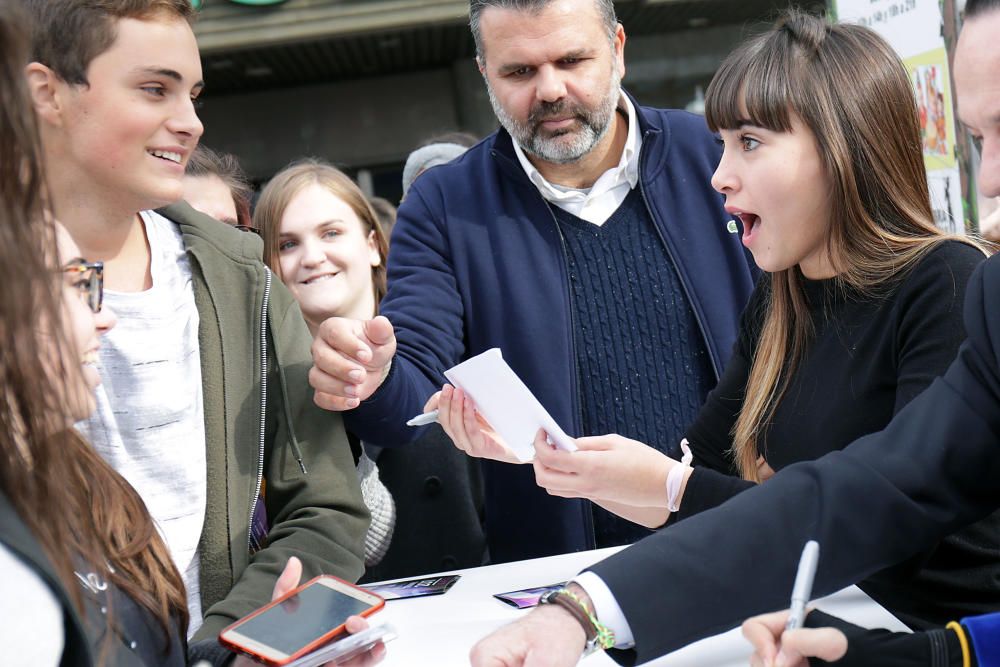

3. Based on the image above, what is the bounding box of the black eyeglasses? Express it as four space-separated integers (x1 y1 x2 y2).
235 223 261 235
63 260 104 313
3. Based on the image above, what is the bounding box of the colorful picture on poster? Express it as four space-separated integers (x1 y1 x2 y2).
913 65 948 157
904 48 957 171
834 0 965 232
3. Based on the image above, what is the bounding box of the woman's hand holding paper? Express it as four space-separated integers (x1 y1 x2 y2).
429 384 524 465
531 431 686 519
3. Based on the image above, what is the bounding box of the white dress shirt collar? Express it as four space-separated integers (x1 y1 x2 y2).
511 92 642 226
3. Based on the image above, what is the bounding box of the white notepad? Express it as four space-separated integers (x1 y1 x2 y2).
444 348 577 463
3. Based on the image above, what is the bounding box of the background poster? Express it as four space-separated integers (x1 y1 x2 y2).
833 0 965 233
906 48 958 171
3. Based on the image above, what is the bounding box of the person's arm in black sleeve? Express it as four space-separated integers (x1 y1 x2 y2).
344 180 467 447
803 610 966 667
590 256 1000 665
891 242 983 413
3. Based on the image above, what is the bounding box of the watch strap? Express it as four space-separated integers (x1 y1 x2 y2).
539 587 616 655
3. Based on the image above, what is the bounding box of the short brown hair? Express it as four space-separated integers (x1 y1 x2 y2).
254 159 390 310
368 197 398 238
185 144 254 229
966 0 1000 18
469 0 617 63
26 0 194 85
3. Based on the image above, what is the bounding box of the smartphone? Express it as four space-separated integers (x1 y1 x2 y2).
218 574 385 665
493 581 565 609
364 574 461 600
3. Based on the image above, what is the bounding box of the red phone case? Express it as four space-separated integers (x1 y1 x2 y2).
218 574 385 665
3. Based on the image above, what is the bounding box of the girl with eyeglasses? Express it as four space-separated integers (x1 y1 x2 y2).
0 5 382 665
0 3 189 660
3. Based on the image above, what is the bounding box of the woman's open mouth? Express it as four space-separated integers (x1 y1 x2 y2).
738 213 761 247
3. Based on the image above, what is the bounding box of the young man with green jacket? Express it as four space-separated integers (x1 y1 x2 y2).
165 202 368 652
24 1 367 662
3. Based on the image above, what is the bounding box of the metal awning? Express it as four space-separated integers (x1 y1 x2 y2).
194 0 823 94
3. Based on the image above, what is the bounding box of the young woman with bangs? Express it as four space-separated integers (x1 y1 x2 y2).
440 10 1000 629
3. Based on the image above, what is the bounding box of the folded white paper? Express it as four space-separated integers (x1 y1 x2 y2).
444 348 577 463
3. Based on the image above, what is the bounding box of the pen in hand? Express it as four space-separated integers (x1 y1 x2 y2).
785 540 820 631
406 409 439 427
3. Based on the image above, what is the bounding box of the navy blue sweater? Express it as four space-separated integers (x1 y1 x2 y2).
551 189 715 547
347 95 758 562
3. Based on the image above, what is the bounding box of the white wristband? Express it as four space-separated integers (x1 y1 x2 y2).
666 439 694 513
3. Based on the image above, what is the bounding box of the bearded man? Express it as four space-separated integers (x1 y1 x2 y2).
310 0 758 562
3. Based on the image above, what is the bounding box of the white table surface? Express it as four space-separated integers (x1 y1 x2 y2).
368 547 909 666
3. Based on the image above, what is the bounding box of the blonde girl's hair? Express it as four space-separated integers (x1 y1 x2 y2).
704 10 989 481
254 159 390 311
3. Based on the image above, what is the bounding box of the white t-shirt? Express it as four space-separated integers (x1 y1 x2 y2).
0 542 64 665
77 210 207 637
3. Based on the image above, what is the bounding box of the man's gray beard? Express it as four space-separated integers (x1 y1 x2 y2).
487 70 621 165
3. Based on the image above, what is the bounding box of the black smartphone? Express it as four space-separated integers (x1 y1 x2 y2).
364 574 461 600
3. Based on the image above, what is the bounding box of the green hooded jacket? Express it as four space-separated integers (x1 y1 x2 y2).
161 203 368 658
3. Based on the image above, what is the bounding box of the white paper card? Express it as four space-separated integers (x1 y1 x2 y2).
444 348 577 463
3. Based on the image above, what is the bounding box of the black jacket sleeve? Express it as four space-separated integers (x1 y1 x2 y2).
804 611 963 667
590 255 1000 665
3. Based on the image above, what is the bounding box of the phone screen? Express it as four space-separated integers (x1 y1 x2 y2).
233 582 375 655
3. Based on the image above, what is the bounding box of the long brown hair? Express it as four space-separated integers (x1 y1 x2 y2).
254 159 390 310
705 11 987 481
1 2 187 653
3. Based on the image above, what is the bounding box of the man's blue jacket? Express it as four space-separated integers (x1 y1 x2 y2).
346 99 758 562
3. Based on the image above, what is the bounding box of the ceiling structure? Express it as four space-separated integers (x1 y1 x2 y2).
194 0 826 95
